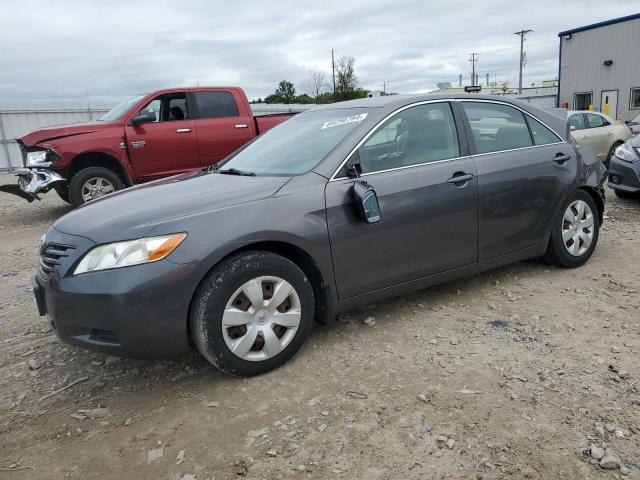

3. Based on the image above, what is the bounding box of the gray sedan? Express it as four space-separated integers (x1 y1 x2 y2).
35 94 607 376
608 134 640 198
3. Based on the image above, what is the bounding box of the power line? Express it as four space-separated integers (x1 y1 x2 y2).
514 29 533 94
331 48 336 101
468 53 479 86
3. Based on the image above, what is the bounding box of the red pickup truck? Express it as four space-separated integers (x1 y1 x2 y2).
2 87 293 207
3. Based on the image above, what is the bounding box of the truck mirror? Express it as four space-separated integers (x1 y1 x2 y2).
130 110 157 126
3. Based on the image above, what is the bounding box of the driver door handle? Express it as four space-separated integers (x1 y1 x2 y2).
176 128 191 133
447 172 474 184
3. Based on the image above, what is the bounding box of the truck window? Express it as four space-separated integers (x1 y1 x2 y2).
139 93 189 122
194 91 239 119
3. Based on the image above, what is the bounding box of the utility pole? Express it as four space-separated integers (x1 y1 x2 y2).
331 48 336 101
381 81 390 94
514 29 533 94
468 53 479 86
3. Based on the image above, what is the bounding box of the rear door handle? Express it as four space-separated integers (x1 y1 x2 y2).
235 124 248 129
176 128 191 133
553 153 571 163
447 172 474 184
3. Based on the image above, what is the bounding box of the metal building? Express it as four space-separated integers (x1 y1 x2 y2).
557 13 640 122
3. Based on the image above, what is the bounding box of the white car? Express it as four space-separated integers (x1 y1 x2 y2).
568 110 632 166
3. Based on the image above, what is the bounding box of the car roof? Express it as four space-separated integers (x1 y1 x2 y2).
567 110 604 115
311 93 541 111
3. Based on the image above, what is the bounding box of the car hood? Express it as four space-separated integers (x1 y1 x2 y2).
53 170 292 243
630 135 640 148
19 121 116 146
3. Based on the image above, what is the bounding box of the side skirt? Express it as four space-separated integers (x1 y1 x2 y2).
330 236 549 318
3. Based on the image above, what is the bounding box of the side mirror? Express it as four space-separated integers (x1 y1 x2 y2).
570 125 576 131
130 109 157 126
353 180 380 224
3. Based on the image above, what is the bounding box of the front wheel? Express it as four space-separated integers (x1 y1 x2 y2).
68 167 124 208
190 251 315 376
544 190 600 268
54 184 71 204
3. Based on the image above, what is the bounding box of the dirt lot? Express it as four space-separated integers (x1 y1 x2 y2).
0 174 639 480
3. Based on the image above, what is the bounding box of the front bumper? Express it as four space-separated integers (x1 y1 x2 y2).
0 168 65 202
607 156 640 193
34 227 198 358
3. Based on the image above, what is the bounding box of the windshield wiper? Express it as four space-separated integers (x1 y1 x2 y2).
216 168 256 176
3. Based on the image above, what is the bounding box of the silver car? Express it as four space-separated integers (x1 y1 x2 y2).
568 110 632 166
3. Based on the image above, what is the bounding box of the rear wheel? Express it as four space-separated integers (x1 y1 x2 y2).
68 167 124 208
190 251 315 376
544 190 600 268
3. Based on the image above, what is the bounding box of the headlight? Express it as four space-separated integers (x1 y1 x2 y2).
614 143 639 163
73 233 186 275
25 150 51 167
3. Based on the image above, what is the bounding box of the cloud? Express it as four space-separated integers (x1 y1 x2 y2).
1 0 638 105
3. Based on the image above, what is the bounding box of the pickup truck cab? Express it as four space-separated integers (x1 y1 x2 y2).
3 87 292 207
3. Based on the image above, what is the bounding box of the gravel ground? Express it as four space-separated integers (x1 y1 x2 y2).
0 173 639 479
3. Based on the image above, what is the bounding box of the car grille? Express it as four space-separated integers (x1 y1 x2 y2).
40 243 76 276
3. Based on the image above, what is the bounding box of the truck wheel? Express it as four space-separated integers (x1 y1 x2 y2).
190 251 315 376
54 184 71 204
68 167 124 207
544 190 600 268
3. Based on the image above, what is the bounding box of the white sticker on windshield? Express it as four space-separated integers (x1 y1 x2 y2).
321 113 368 129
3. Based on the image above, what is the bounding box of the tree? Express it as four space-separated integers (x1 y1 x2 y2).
294 94 315 104
314 92 334 104
304 66 328 101
275 80 296 103
335 56 357 102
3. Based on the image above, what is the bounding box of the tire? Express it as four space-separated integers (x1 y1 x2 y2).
190 251 315 376
68 167 124 208
605 141 623 168
544 190 600 268
54 184 71 204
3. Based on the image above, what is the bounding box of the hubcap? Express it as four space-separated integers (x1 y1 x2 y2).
81 177 115 203
562 200 594 257
221 276 301 362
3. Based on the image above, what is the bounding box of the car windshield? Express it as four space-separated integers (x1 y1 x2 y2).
632 114 640 124
99 94 145 122
219 108 372 176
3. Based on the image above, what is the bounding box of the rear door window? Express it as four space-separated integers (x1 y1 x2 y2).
462 102 533 154
585 113 609 128
194 91 239 119
526 116 561 145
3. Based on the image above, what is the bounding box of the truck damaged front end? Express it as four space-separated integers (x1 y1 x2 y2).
1 142 66 202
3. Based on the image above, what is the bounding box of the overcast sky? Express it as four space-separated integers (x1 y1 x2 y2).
1 0 638 106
